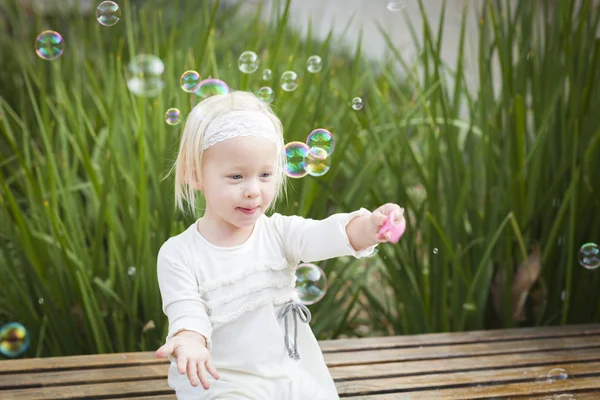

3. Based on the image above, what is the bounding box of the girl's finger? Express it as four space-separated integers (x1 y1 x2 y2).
187 359 199 387
198 362 211 390
177 356 188 375
206 360 220 380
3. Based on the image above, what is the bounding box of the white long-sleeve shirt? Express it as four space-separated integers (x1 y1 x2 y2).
157 208 376 400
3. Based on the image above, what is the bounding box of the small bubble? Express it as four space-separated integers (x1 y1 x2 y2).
35 30 64 61
387 0 407 12
280 71 299 92
262 69 272 81
180 70 201 93
462 303 476 312
535 375 552 384
547 367 568 381
257 86 274 104
165 108 181 125
38 298 44 305
96 1 121 27
553 394 575 400
351 97 364 110
306 55 323 73
433 248 439 254
127 266 136 276
578 242 600 270
238 51 259 74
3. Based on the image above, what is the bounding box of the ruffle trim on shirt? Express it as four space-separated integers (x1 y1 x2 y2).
206 270 296 309
208 293 294 325
198 258 289 293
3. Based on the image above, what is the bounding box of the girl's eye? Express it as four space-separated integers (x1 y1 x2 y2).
230 175 242 180
261 173 272 178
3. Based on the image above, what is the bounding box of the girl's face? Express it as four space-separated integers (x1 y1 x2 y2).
199 136 278 231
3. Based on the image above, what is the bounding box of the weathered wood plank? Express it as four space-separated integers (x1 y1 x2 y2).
2 347 599 390
0 364 168 390
0 379 173 400
329 347 600 379
0 351 163 374
324 335 600 367
320 324 600 352
344 376 600 399
336 361 600 396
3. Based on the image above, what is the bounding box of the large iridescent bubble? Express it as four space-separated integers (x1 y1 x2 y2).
284 142 309 178
0 322 30 358
306 128 335 156
35 30 64 60
304 147 331 177
295 263 328 305
191 78 230 106
126 54 165 97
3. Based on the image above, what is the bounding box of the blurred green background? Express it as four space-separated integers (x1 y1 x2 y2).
0 0 599 358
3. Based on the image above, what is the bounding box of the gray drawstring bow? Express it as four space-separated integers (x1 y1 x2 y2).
278 300 311 360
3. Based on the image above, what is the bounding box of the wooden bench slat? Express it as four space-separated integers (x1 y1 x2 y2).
345 376 600 399
336 361 600 396
329 347 600 380
320 323 600 352
0 365 167 390
0 352 163 374
324 335 600 366
2 347 599 391
0 379 172 400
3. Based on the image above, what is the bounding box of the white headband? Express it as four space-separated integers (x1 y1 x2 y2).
203 110 280 150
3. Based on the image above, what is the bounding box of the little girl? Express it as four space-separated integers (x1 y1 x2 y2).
155 90 404 399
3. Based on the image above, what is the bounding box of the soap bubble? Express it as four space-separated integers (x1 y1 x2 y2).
238 51 259 74
433 248 439 254
351 97 364 110
180 70 201 93
96 1 121 26
126 54 165 97
128 266 136 276
295 263 327 305
280 71 298 92
306 128 335 155
35 30 64 60
305 147 331 177
0 322 30 358
553 395 575 400
535 375 552 384
257 86 274 104
547 368 568 381
284 142 309 178
262 69 272 81
306 55 323 73
191 78 230 106
387 0 407 12
579 242 600 270
165 108 181 125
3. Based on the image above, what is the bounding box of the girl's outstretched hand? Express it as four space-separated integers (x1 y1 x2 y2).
156 332 219 390
371 203 406 243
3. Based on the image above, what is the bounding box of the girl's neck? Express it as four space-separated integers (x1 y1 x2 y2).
196 217 255 248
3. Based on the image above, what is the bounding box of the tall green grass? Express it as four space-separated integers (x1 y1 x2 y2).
0 0 598 358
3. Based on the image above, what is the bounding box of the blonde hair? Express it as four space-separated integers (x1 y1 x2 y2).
165 90 288 216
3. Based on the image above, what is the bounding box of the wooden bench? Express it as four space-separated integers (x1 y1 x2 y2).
1 323 599 399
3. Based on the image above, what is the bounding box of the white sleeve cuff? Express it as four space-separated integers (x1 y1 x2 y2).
341 207 378 258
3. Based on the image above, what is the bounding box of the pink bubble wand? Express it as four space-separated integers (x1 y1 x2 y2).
378 212 406 244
